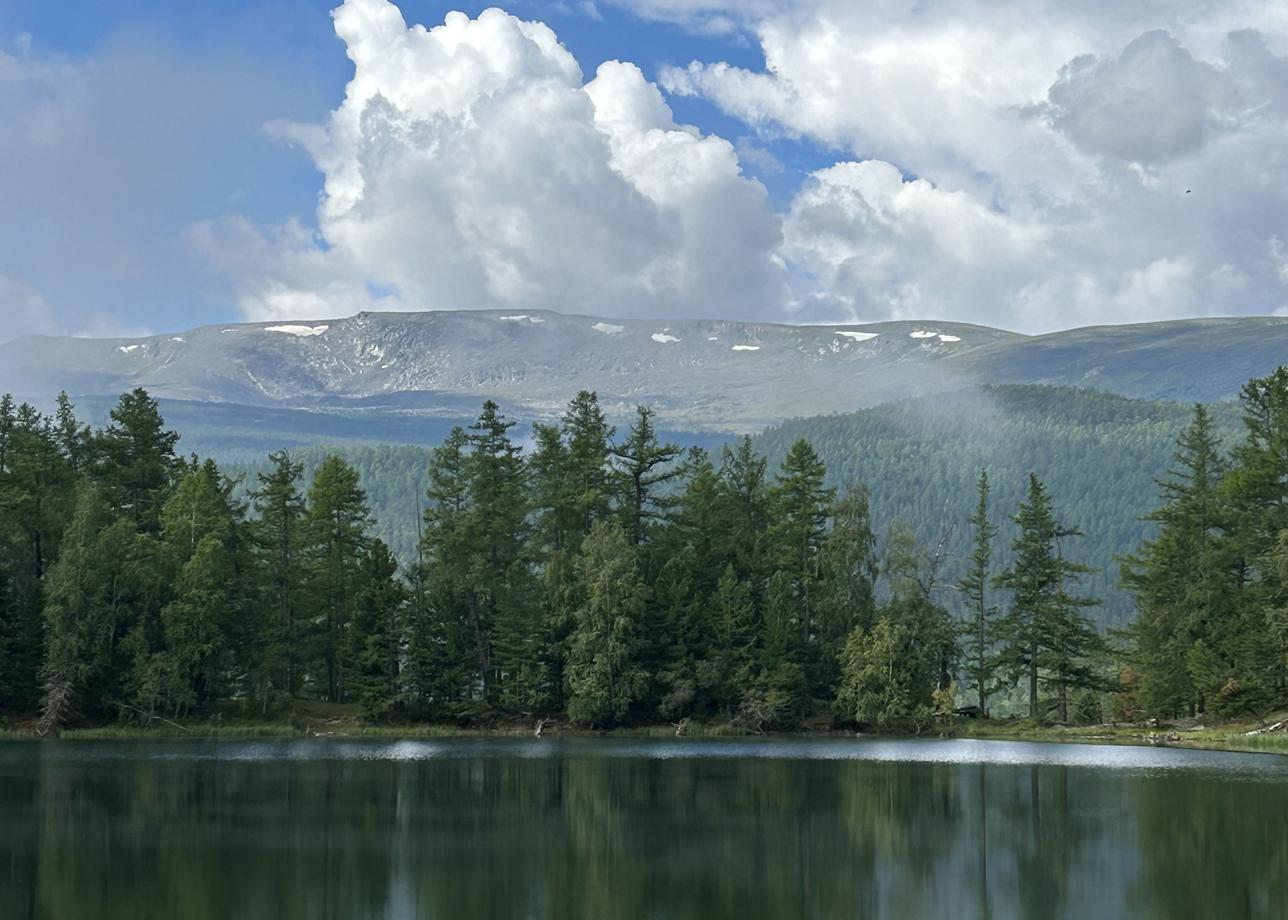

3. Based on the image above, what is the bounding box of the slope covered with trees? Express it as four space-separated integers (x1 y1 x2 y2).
754 386 1243 624
2 375 1285 731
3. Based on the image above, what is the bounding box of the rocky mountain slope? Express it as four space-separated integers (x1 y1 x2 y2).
2 309 1285 432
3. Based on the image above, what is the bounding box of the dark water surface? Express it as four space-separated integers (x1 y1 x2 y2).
2 737 1285 919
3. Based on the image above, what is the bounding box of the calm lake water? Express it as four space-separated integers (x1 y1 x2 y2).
1 737 1285 919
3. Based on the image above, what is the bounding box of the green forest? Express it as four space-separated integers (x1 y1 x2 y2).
217 385 1244 627
1 372 1287 732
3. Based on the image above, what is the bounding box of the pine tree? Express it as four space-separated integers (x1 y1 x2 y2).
565 521 646 726
959 470 999 715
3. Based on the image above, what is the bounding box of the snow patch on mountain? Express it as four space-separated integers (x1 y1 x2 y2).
117 344 144 354
732 344 760 351
593 322 625 335
835 331 879 342
265 324 330 337
651 333 680 344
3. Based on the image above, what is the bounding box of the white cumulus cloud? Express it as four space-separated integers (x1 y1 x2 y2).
203 0 784 323
193 0 1288 333
647 0 1288 330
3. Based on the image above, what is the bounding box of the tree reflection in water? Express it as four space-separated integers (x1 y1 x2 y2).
0 739 1284 919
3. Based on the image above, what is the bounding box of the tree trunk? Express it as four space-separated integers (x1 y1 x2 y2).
1028 649 1039 720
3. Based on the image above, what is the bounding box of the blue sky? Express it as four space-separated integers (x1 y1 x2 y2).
0 0 837 337
2 0 1286 338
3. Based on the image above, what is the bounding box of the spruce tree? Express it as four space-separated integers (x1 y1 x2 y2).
304 456 372 702
409 428 473 709
718 437 770 581
157 461 241 711
250 451 308 700
612 405 681 546
0 402 76 711
959 470 999 716
94 388 180 533
347 540 408 719
562 391 615 539
997 475 1101 721
1122 406 1229 716
464 401 536 707
1212 369 1288 715
768 439 834 660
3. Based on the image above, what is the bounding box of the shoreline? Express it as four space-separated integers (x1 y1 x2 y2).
3 713 1285 756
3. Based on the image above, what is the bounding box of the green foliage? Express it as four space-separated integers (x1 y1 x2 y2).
1124 372 1288 720
8 372 1286 733
836 618 913 729
753 385 1243 625
305 456 374 702
958 470 999 715
565 521 647 726
347 541 409 719
996 475 1102 723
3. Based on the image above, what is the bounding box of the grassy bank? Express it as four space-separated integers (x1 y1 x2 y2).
4 705 1286 754
957 712 1288 755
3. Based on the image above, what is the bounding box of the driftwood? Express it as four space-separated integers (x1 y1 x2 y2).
673 718 690 737
36 678 74 737
1244 719 1287 736
534 717 551 738
109 700 193 734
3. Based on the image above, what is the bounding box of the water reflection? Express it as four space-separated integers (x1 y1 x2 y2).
1 739 1284 919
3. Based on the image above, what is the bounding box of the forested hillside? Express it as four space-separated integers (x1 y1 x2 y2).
235 386 1242 624
228 445 432 569
3 377 1286 731
754 387 1243 624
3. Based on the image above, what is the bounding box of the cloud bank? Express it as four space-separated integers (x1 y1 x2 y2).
192 0 1288 332
194 1 786 324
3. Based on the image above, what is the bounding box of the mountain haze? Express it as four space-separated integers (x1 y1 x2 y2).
3 310 1285 435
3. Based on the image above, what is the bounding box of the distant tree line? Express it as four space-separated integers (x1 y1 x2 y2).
2 372 1286 731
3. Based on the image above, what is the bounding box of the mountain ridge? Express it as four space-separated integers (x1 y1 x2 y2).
3 308 1285 432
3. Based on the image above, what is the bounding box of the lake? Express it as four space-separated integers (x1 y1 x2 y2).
1 737 1285 919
